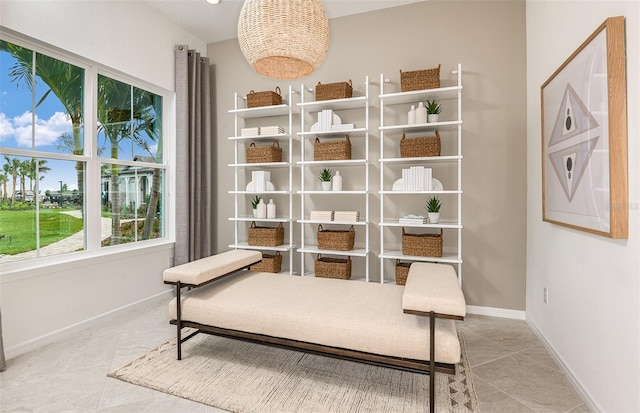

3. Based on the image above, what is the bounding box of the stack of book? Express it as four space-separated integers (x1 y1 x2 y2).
333 211 360 222
331 123 356 131
260 125 285 135
241 127 260 137
399 214 428 224
310 211 334 221
401 166 432 191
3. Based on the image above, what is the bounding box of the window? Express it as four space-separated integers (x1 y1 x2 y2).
0 37 169 264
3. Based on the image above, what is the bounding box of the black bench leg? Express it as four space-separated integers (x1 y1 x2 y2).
176 281 182 360
430 310 435 413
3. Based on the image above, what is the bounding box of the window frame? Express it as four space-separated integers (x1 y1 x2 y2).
0 29 174 276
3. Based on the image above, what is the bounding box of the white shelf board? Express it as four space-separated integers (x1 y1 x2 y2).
229 190 291 195
380 220 462 229
378 85 462 105
229 217 293 223
379 120 462 133
298 190 367 195
379 155 462 164
298 128 367 138
380 249 462 264
228 104 292 118
298 219 368 226
229 162 290 168
298 159 367 166
297 95 367 111
229 133 290 141
379 190 461 195
229 242 295 252
297 246 369 257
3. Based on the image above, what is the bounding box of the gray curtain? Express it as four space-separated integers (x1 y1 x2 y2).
174 46 214 265
0 309 6 371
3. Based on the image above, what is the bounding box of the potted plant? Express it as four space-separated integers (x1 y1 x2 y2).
251 195 262 217
426 100 441 123
319 168 334 191
425 196 441 224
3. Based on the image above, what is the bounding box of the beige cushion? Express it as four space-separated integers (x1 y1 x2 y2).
402 262 466 318
169 272 461 364
163 250 262 285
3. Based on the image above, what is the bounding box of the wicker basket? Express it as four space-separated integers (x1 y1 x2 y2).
315 255 352 280
400 130 441 158
400 64 441 92
317 224 355 251
246 87 282 108
248 221 284 246
250 251 282 273
246 141 283 163
395 260 412 285
314 136 351 161
402 228 443 257
315 80 353 101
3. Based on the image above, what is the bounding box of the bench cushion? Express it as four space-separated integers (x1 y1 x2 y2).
163 250 262 285
402 263 466 318
169 271 461 364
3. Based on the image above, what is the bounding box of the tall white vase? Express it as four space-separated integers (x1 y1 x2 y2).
256 198 267 219
415 101 427 124
267 199 276 219
332 171 343 191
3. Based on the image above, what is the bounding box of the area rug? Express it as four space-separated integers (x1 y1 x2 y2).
108 332 479 413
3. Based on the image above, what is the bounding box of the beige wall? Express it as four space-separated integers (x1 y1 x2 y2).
208 0 527 310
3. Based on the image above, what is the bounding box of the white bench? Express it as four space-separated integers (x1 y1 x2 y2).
163 250 466 413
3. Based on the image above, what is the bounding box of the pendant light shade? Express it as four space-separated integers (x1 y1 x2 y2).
238 0 329 80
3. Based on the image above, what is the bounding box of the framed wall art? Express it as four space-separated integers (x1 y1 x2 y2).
541 16 628 239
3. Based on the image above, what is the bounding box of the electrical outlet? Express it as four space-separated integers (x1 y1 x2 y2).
543 287 549 304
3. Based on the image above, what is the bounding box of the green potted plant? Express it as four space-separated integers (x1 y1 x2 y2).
319 168 334 191
425 196 441 224
426 100 441 123
251 195 262 217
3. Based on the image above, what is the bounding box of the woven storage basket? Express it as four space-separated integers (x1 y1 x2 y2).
246 87 282 108
315 80 353 101
400 130 441 158
395 260 412 285
400 64 441 92
402 228 443 257
248 221 284 246
317 224 355 251
315 255 352 280
246 141 282 163
314 136 351 161
249 251 282 273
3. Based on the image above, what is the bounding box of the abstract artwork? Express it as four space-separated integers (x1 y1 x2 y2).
541 16 628 238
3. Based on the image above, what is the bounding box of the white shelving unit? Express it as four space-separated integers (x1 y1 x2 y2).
378 64 463 284
296 77 371 281
228 86 297 274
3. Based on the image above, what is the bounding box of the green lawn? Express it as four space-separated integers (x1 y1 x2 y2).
0 208 84 255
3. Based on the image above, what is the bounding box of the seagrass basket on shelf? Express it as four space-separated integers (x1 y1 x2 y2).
315 80 353 101
250 251 282 273
248 222 284 246
400 64 441 92
314 136 351 161
315 255 352 280
399 130 441 158
402 228 443 257
246 141 282 163
395 260 412 285
317 224 355 251
246 86 282 108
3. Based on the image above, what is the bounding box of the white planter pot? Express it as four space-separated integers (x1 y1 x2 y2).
427 114 439 123
428 212 440 224
321 181 332 191
252 209 257 217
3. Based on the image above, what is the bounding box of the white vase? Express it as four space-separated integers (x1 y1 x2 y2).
408 105 416 125
428 212 440 224
321 181 331 191
256 198 267 219
267 199 276 219
332 171 342 191
415 101 427 124
427 114 439 123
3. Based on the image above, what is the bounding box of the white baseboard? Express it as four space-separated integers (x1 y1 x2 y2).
5 289 172 360
526 319 601 413
466 304 526 320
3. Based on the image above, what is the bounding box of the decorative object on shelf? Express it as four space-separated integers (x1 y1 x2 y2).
251 195 262 217
314 136 351 161
259 125 285 135
249 170 272 192
241 127 260 137
246 141 283 163
408 104 416 125
400 130 441 158
237 0 329 80
317 224 355 251
248 221 285 246
400 64 441 92
401 166 432 191
249 251 282 273
402 228 443 257
399 214 427 224
315 79 353 101
315 255 352 280
395 260 412 285
426 100 441 123
333 210 359 222
332 171 343 191
246 87 282 108
309 210 334 221
256 198 267 219
319 168 334 191
415 101 427 124
267 199 276 219
426 196 441 224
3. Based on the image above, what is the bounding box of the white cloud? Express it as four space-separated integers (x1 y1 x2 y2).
1 111 73 148
0 113 13 138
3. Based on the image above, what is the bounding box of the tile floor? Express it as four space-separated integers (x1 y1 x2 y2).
0 296 590 413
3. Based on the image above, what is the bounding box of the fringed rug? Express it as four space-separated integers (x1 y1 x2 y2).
108 332 479 413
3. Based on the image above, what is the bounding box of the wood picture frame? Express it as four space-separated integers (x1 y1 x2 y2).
541 16 628 239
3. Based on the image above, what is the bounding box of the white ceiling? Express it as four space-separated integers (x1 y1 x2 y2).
143 0 426 44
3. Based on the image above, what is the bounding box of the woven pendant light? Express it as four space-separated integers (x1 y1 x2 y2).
238 0 329 80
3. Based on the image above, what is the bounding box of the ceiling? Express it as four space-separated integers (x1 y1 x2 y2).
143 0 426 44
